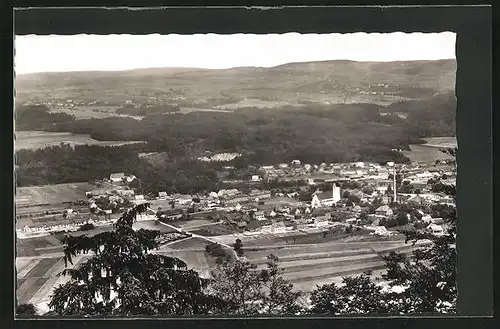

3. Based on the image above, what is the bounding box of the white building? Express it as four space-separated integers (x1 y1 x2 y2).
311 184 341 208
134 195 145 204
110 173 125 183
251 175 261 182
272 222 286 234
136 208 157 221
254 211 266 221
428 223 444 235
314 216 329 227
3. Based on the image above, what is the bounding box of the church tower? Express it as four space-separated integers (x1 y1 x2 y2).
332 183 341 203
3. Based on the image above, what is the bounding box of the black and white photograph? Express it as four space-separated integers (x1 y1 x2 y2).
14 30 458 317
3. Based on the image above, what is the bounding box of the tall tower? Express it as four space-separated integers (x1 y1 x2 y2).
392 165 397 203
332 183 341 203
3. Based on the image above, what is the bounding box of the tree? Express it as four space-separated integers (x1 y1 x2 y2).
309 274 392 315
395 212 409 226
48 203 225 316
362 186 374 195
210 255 301 315
233 238 244 257
16 303 37 318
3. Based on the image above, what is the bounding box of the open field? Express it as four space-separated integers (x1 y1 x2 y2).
48 107 144 120
403 144 455 163
166 237 210 251
242 239 426 292
190 224 237 237
132 220 178 233
15 130 145 151
16 214 90 230
16 254 91 310
175 219 215 228
157 250 212 278
16 220 173 256
402 136 456 163
15 182 96 206
424 136 457 148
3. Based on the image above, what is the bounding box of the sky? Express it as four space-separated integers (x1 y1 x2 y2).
15 32 456 75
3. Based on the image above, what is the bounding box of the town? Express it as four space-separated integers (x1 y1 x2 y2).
17 157 456 241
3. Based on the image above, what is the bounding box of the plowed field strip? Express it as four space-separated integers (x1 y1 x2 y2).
25 258 60 278
17 277 48 305
289 264 387 284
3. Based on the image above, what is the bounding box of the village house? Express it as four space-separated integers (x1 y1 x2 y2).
269 210 277 218
427 223 444 235
251 175 261 182
367 214 386 226
117 189 135 197
314 215 330 227
375 205 393 217
134 194 145 204
158 191 168 200
109 195 123 203
345 218 358 225
86 189 107 198
254 211 266 221
136 208 157 221
430 217 444 225
381 195 393 205
110 173 126 183
259 219 273 233
291 159 301 166
272 221 286 234
126 175 138 184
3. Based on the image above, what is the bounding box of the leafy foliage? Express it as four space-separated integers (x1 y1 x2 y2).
16 303 38 318
48 203 225 316
210 255 302 315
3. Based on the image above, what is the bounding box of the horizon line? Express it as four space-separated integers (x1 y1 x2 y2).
16 58 456 76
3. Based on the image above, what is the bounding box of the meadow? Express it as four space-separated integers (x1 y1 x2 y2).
15 130 145 151
16 182 96 206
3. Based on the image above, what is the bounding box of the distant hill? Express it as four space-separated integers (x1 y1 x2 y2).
15 59 456 108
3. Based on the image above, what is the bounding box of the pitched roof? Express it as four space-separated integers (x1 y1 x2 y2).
314 192 334 200
259 219 273 226
110 173 125 179
376 205 392 212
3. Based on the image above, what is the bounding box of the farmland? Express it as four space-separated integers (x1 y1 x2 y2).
15 130 145 151
190 224 236 237
15 182 99 229
48 106 144 120
402 144 455 163
16 254 91 313
16 182 96 206
241 238 428 292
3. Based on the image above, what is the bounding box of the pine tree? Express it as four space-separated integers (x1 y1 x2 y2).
48 203 225 316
